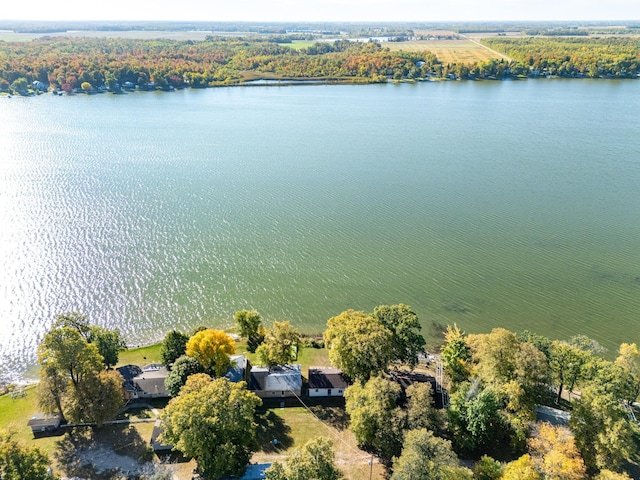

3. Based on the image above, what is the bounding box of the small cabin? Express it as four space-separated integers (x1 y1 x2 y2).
27 413 61 435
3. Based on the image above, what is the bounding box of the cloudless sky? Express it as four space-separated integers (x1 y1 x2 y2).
4 0 640 23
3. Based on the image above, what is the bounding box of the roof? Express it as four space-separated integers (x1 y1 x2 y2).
250 365 302 393
308 366 348 390
27 413 62 429
116 365 143 382
224 355 247 383
133 366 169 396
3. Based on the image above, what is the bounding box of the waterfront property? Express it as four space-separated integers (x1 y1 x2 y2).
117 363 170 399
308 366 348 397
249 364 302 398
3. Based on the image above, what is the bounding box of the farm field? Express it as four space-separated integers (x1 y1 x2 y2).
385 38 503 64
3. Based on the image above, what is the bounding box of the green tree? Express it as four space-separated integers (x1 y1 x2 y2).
38 326 103 389
162 374 262 479
372 304 425 369
265 438 343 480
164 355 205 397
406 382 441 433
160 330 190 368
473 455 503 480
0 430 55 480
324 310 392 382
447 385 506 454
185 329 236 377
88 326 126 369
391 429 472 480
440 324 472 386
66 370 125 425
235 310 265 353
569 385 636 474
344 376 405 464
549 341 589 404
256 321 300 367
53 312 91 340
10 77 28 95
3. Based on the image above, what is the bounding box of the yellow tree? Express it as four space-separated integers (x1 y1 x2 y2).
616 343 640 401
501 454 542 480
528 423 587 480
186 329 236 377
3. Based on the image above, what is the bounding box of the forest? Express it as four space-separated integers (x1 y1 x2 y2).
1 34 639 95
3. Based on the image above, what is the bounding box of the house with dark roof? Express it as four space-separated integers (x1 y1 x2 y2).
249 364 302 398
117 363 170 399
308 366 349 397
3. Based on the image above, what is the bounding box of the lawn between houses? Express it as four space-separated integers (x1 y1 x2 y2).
1 338 384 479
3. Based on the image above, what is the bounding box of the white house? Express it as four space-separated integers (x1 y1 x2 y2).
249 364 302 398
308 366 348 397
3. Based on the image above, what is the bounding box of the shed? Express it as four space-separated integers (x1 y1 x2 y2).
27 413 62 435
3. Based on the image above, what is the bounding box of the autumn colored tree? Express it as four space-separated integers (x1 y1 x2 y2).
528 423 587 480
185 329 236 377
501 454 542 480
616 342 640 401
569 385 636 474
440 324 472 386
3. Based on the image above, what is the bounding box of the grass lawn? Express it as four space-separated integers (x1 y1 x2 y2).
252 402 386 479
117 343 163 367
278 40 315 50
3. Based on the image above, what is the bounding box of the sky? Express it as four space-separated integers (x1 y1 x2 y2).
4 0 640 23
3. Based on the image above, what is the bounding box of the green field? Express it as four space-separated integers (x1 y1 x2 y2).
278 40 315 50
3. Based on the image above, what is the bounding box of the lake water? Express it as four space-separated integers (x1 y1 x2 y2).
1 80 639 382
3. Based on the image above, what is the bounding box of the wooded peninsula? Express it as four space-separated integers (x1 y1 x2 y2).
1 21 640 94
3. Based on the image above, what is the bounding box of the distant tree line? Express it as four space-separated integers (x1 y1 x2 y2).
483 37 640 78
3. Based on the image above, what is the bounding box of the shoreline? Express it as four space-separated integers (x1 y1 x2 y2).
3 74 638 98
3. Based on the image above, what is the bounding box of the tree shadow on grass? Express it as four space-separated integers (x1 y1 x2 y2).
308 405 349 431
55 425 152 479
255 409 293 453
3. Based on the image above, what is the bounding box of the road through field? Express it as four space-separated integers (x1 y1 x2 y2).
458 33 513 62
